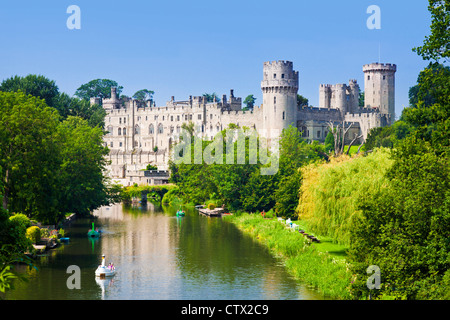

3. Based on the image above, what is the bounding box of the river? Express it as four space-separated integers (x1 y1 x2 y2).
5 203 322 300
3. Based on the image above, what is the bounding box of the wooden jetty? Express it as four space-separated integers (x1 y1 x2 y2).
198 207 224 217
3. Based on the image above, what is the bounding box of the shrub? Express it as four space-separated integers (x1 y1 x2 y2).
207 203 216 210
40 228 50 238
9 213 31 230
26 226 41 244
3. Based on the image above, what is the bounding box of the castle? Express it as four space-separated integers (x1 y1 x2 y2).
96 60 396 185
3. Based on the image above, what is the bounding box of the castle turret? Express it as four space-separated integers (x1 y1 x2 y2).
348 79 360 114
363 63 396 124
261 60 299 133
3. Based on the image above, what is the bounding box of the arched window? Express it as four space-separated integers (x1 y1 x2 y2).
135 125 140 135
123 128 127 136
118 128 122 135
158 124 164 134
149 124 154 134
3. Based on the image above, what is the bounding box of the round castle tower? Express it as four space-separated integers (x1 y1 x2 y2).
363 63 396 124
261 61 299 133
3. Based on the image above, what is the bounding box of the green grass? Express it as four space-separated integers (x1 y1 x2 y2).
226 213 352 299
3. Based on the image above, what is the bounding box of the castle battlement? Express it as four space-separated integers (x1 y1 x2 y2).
363 62 397 72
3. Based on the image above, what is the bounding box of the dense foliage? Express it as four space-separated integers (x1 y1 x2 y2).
0 90 116 224
297 149 394 245
169 126 326 217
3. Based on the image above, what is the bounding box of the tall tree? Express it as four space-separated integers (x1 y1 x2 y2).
413 0 450 62
243 95 256 109
202 93 221 103
0 91 61 222
0 74 59 108
74 79 123 101
297 94 309 109
56 116 110 217
133 89 154 101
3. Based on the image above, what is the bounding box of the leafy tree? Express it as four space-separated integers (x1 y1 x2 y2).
349 138 450 299
324 131 335 154
202 93 221 103
0 91 61 221
297 94 309 109
359 91 365 108
133 89 154 101
413 0 450 62
74 79 123 101
56 116 110 217
0 75 59 108
243 95 256 109
0 75 106 128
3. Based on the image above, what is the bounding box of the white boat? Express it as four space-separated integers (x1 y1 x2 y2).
95 255 116 277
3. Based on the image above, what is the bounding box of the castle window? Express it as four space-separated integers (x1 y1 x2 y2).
158 124 163 134
110 142 113 148
118 128 122 135
135 125 140 135
185 115 188 121
282 111 285 120
119 142 122 147
123 128 127 135
317 131 321 138
171 116 173 121
119 118 122 124
149 124 154 134
383 75 386 80
107 125 113 135
124 118 126 124
198 114 202 120
177 115 180 121
281 74 285 79
274 97 276 104
368 75 371 80
273 73 276 79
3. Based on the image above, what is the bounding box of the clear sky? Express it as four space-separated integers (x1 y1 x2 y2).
0 0 433 118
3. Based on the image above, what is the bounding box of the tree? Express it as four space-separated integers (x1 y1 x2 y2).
326 121 361 156
133 89 154 101
74 79 123 101
0 75 59 108
56 116 110 217
0 91 61 221
243 95 256 109
297 94 309 109
0 75 106 128
359 91 365 108
202 93 220 103
413 0 450 62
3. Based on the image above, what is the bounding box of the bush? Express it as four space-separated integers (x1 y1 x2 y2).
26 226 41 244
40 228 50 238
207 203 216 210
9 213 31 230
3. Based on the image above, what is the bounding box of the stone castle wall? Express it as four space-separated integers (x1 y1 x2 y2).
99 60 396 185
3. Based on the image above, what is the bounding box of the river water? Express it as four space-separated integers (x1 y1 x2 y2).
5 203 322 300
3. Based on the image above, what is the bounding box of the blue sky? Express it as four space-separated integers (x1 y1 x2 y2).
0 0 432 118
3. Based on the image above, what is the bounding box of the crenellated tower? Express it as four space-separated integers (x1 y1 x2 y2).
261 60 299 133
363 63 396 124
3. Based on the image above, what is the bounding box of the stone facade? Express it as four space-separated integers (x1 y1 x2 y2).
97 60 396 185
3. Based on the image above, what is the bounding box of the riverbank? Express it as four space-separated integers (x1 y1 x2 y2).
224 213 353 300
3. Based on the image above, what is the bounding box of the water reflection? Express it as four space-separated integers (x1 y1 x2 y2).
5 203 322 300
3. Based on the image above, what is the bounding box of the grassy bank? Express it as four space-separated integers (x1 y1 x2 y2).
225 213 352 299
